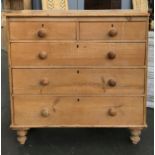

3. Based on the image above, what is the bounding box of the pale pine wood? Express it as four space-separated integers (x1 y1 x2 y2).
133 0 148 12
129 128 143 144
11 124 147 128
5 16 15 128
8 17 147 22
3 0 31 10
143 17 149 125
23 0 31 10
10 43 146 67
12 69 145 95
16 128 29 144
42 0 68 10
10 0 23 10
80 21 147 41
4 10 149 17
9 21 76 40
3 0 11 9
13 96 144 126
5 11 148 144
9 21 147 41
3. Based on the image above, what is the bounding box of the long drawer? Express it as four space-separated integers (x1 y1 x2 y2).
11 43 145 67
13 96 144 126
80 21 146 40
9 21 76 40
12 69 145 95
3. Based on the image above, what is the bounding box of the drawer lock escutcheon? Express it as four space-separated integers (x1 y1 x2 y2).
77 70 80 74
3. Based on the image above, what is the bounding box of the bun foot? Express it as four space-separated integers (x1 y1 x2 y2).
16 129 29 145
129 128 142 144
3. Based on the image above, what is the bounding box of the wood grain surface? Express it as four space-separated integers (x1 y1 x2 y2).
4 10 149 17
12 69 145 95
13 96 144 126
10 42 146 67
9 21 76 40
80 21 146 40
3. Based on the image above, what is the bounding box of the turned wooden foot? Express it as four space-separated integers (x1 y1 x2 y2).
129 128 142 144
16 129 29 145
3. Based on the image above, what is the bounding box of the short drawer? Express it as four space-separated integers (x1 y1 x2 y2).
80 22 146 40
9 21 76 40
11 43 145 67
13 96 144 126
12 69 145 95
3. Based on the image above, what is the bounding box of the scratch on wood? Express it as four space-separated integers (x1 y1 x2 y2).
101 76 106 92
39 88 43 94
52 98 60 112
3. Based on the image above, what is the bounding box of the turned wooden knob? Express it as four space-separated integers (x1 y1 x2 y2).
38 51 48 59
108 108 117 116
107 52 116 60
37 29 46 38
108 79 117 87
40 78 49 86
41 108 49 117
108 27 118 37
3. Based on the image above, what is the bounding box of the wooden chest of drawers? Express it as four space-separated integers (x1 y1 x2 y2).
6 10 148 145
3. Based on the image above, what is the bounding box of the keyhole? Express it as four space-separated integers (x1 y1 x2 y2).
42 24 44 27
77 98 80 102
77 44 79 48
77 70 80 74
111 24 114 27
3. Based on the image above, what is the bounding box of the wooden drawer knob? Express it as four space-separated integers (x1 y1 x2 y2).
108 79 116 87
107 52 116 60
38 51 48 59
108 27 118 37
40 78 49 86
41 108 49 117
37 29 46 38
108 108 117 116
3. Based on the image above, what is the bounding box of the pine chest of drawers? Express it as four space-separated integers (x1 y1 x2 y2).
6 11 148 145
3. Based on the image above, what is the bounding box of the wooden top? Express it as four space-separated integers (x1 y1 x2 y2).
4 10 149 17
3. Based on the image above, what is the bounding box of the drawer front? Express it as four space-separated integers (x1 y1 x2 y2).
12 69 144 95
13 96 144 126
80 22 146 40
11 43 145 66
9 21 76 40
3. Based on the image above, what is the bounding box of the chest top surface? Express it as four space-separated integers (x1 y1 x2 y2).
4 10 149 17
